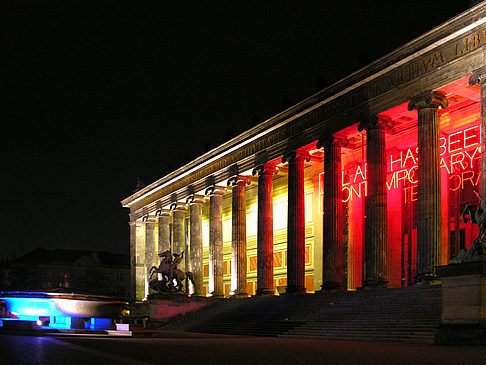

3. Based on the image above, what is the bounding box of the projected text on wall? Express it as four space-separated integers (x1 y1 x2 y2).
319 122 481 211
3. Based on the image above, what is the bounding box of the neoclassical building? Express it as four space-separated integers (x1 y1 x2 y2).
122 4 486 301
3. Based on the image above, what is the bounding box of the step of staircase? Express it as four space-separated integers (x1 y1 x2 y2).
161 283 442 343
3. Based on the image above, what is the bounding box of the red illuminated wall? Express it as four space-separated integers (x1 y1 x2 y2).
320 119 481 289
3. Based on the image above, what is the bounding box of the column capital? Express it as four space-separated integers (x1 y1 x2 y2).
317 134 346 149
169 202 186 211
357 116 392 132
145 216 157 223
155 209 171 217
469 66 486 86
252 164 278 176
227 175 252 187
186 194 206 205
408 90 448 111
282 150 310 164
205 185 227 196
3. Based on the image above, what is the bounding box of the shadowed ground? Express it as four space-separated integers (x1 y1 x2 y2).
1 332 486 365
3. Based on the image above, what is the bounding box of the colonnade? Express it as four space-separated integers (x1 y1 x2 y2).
129 67 486 300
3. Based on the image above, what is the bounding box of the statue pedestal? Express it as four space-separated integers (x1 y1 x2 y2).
436 259 486 345
147 294 215 324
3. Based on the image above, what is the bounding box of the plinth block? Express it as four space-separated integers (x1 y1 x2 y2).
436 324 486 345
435 260 486 345
148 294 215 324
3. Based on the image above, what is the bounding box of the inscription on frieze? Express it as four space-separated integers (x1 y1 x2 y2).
317 27 486 121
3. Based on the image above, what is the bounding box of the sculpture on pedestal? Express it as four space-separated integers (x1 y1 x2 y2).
149 250 195 293
450 192 486 263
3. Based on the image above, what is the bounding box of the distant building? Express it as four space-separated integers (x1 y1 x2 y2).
0 247 129 298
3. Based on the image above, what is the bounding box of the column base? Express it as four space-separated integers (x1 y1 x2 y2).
255 288 276 296
362 278 388 288
320 281 345 291
230 291 249 298
189 293 206 298
208 292 225 299
285 286 307 295
415 272 438 283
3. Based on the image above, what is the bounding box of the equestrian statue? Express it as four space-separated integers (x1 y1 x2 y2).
149 250 195 293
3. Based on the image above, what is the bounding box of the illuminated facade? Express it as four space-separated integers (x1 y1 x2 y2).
122 4 486 301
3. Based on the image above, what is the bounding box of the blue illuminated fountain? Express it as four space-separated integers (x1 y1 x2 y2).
0 289 128 331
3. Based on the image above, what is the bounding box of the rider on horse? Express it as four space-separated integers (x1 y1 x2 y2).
149 250 194 293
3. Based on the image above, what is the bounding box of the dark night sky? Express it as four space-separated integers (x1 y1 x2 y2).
1 1 473 257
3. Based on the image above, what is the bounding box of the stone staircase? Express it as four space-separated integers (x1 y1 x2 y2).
280 284 442 343
161 283 442 343
161 294 305 336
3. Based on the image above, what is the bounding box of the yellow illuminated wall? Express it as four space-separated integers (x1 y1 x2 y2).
197 164 319 297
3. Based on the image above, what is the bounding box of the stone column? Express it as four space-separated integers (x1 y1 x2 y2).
408 91 448 279
129 219 137 301
228 177 249 297
470 67 486 212
208 187 225 297
188 195 205 296
157 210 171 255
135 219 146 299
283 151 309 295
321 136 344 290
172 205 186 272
362 119 388 287
253 165 276 295
145 217 157 293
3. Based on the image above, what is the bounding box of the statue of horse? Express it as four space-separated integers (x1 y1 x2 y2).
169 267 196 292
149 250 172 284
149 250 196 293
